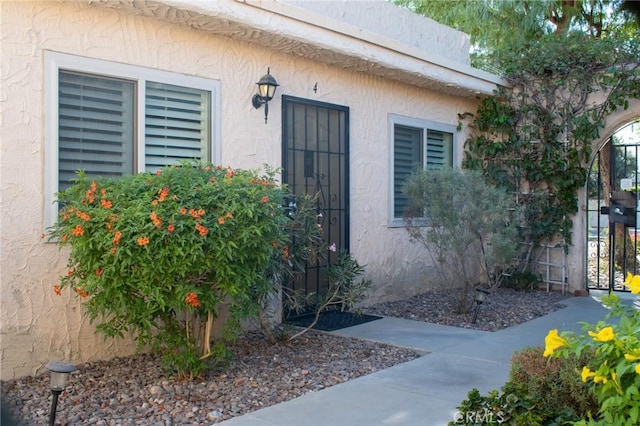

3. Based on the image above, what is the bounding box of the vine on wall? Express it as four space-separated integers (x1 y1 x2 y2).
461 34 640 272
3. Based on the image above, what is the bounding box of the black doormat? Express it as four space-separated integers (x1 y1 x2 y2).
286 311 382 332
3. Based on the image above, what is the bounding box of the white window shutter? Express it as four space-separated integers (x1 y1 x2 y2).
393 125 423 218
144 82 210 171
426 130 453 169
58 71 135 191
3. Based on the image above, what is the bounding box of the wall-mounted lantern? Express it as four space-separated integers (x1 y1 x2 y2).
252 68 279 124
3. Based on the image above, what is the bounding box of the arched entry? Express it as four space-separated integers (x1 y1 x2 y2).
586 121 640 291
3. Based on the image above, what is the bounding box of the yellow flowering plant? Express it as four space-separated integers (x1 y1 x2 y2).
543 273 640 425
48 162 289 378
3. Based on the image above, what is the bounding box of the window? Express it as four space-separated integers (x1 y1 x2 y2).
45 51 220 227
389 114 455 226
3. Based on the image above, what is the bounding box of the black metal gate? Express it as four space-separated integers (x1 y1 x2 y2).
282 96 349 318
587 138 639 291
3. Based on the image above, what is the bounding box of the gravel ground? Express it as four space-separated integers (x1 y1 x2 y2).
1 288 570 425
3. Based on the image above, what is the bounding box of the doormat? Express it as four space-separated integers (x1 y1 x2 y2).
286 311 382 332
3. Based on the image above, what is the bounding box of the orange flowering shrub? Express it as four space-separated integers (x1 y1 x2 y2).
48 162 288 377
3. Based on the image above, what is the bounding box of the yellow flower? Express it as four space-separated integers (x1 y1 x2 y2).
543 329 567 357
625 353 640 362
581 366 596 382
594 374 608 384
588 326 616 342
636 364 640 375
623 272 640 294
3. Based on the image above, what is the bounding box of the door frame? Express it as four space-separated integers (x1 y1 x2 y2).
281 95 350 318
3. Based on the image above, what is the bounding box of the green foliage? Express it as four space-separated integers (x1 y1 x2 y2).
546 284 640 425
462 34 640 270
285 249 372 341
395 0 639 73
509 347 598 419
450 347 597 426
403 168 519 313
48 162 289 377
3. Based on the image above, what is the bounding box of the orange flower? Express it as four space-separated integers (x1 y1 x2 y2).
53 285 62 296
158 187 169 202
195 224 208 236
61 234 68 242
283 244 289 258
90 181 97 192
106 223 113 232
101 199 112 209
272 241 279 249
185 292 200 308
110 247 117 255
150 211 162 229
189 209 205 221
67 269 74 277
209 177 216 183
137 236 149 246
151 199 159 206
218 217 225 225
261 196 269 203
225 167 235 179
85 189 95 204
71 225 84 236
225 212 233 219
113 231 122 245
167 224 175 233
180 207 187 215
76 211 90 221
75 287 88 298
95 268 103 277
155 170 161 176
100 188 107 197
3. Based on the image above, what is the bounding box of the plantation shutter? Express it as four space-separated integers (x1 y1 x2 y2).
144 82 210 171
58 71 135 192
394 125 423 218
426 130 453 169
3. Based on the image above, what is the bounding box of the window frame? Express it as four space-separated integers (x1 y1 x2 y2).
44 51 221 228
388 114 457 227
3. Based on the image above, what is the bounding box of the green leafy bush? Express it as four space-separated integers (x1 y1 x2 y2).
451 347 596 426
544 274 640 425
509 347 597 420
403 168 519 313
48 162 288 378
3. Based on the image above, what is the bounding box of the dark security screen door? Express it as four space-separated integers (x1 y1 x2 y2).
282 96 349 318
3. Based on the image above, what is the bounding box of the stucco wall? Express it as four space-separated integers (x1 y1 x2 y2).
283 0 471 65
0 0 479 379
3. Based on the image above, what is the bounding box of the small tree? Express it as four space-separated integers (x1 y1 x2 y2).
403 168 518 313
48 162 288 378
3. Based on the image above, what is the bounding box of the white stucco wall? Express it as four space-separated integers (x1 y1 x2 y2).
0 0 482 379
282 0 471 65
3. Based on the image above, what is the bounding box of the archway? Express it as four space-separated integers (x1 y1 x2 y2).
570 98 640 292
586 121 640 291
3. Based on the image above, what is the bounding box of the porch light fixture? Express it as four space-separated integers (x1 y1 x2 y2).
252 68 279 124
471 287 490 324
45 361 77 426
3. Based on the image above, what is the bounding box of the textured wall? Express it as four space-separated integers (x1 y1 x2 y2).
283 0 471 64
0 0 479 379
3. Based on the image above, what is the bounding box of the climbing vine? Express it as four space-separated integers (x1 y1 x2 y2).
461 34 640 271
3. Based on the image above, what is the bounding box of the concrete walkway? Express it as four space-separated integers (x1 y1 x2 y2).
220 294 613 426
